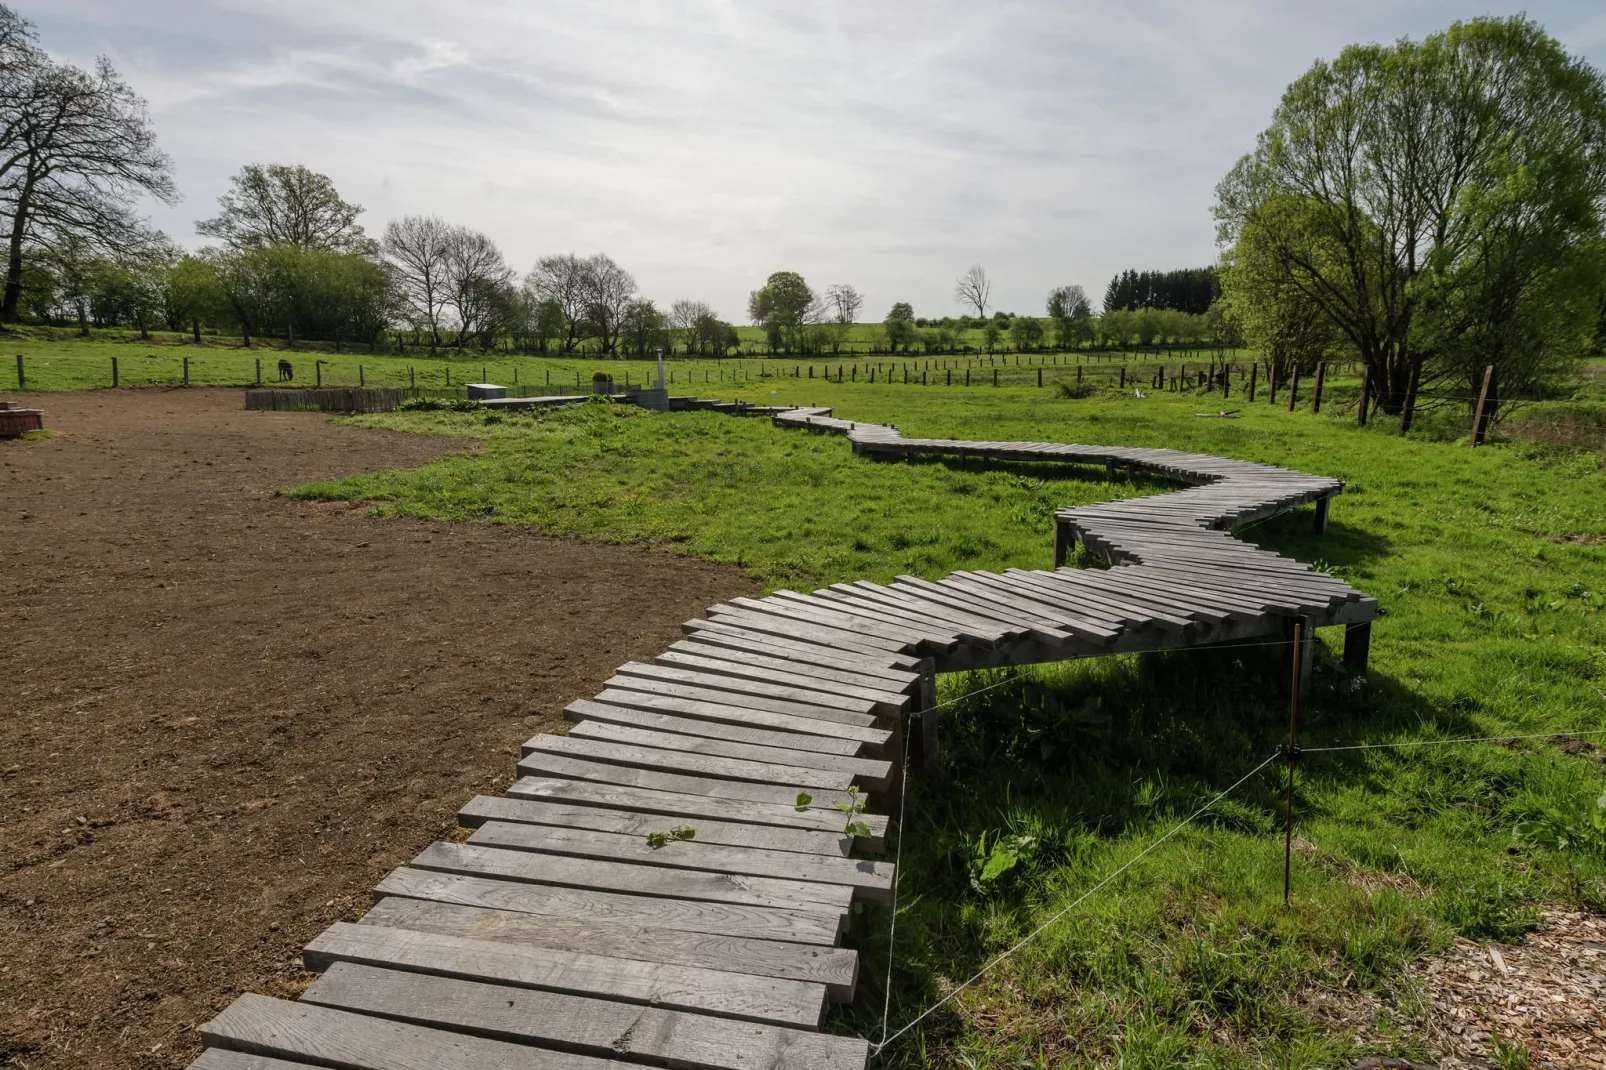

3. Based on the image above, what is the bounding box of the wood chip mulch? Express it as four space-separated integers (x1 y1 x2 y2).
1412 910 1606 1069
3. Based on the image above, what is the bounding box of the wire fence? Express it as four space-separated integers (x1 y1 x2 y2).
860 656 1606 1060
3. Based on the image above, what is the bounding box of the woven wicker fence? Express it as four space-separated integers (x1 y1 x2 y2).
243 388 402 414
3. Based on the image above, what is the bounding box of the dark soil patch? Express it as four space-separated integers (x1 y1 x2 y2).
0 387 751 1069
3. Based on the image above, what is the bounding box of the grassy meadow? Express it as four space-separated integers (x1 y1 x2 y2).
0 324 1263 395
282 374 1606 1066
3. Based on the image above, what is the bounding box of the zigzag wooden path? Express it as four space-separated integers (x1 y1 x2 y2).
187 405 1378 1070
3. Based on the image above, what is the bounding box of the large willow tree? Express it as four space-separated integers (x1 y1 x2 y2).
1215 16 1606 416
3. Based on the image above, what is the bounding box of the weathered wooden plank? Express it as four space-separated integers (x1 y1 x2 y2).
187 1052 322 1070
466 820 893 903
522 735 869 795
409 841 853 913
566 721 892 789
360 897 859 1001
614 661 880 716
515 748 870 814
669 639 920 692
199 993 629 1068
564 698 869 757
303 963 870 1069
302 923 830 1027
654 648 911 712
602 677 881 729
682 617 923 673
705 606 911 655
457 795 852 857
584 689 888 751
505 776 888 850
812 586 1009 646
728 595 942 649
765 589 962 648
374 866 844 945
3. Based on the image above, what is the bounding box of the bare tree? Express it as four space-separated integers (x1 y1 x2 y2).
381 215 451 348
441 226 513 348
824 283 863 324
584 254 636 354
955 264 991 318
0 43 176 322
526 253 591 352
669 298 713 354
197 163 368 253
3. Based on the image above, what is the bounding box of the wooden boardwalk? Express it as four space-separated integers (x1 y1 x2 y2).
185 407 1377 1070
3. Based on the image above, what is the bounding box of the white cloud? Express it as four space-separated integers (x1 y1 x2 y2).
27 0 1606 320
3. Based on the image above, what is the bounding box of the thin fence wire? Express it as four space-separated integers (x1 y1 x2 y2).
866 749 1284 1056
863 664 1606 1058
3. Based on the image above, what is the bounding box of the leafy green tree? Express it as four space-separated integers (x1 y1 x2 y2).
747 270 814 352
1216 15 1606 414
1046 285 1093 348
1009 316 1045 351
1218 202 1342 380
883 302 916 353
198 163 370 253
982 320 1002 353
619 298 669 357
166 255 222 341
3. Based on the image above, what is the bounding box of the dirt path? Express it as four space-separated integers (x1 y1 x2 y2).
0 388 752 1069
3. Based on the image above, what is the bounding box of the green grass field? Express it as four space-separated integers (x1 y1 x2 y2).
0 325 1249 394
283 377 1606 1066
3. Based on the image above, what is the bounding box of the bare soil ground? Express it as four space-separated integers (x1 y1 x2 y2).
0 388 751 1069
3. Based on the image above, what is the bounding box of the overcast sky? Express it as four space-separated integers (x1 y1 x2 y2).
28 1 1606 321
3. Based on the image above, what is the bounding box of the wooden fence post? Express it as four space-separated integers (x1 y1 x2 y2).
1248 362 1257 403
993 368 998 387
1287 366 1300 411
256 358 262 385
1269 364 1278 404
111 357 119 387
315 361 321 387
1357 366 1369 426
1470 363 1497 447
1037 367 1042 388
1399 358 1420 434
1310 362 1325 414
182 357 189 386
359 365 365 387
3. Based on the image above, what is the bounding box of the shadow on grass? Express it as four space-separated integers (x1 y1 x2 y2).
1243 507 1395 573
832 639 1568 1064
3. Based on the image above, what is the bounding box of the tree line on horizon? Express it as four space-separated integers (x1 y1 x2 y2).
3 4 1601 391
0 2 1244 361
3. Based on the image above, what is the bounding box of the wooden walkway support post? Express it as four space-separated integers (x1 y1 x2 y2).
1344 621 1372 675
1470 364 1497 447
1310 362 1325 414
1284 619 1302 905
1313 494 1331 534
